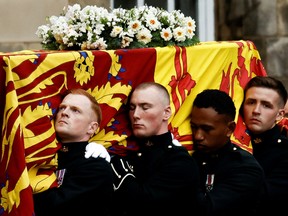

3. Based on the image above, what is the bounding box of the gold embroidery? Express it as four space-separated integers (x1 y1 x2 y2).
253 138 262 144
60 146 69 152
145 141 153 146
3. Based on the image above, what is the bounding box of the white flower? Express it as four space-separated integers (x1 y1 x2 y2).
186 27 195 39
128 20 142 32
121 36 133 48
136 28 152 44
36 25 50 43
185 17 196 32
173 27 186 42
92 38 107 50
97 38 108 50
160 28 173 41
65 4 81 19
145 15 161 31
110 26 123 37
36 4 199 50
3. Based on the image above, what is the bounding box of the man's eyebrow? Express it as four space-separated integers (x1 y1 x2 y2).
245 98 256 101
130 102 151 106
71 105 82 110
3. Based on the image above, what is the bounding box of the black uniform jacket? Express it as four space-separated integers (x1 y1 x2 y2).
112 132 199 216
192 141 265 216
250 125 288 215
33 141 114 216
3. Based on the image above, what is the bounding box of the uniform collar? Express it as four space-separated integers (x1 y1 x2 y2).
59 141 88 153
194 141 234 160
249 125 280 146
138 132 172 148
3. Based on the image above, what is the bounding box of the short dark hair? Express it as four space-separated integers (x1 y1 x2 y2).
243 76 288 107
130 82 170 105
193 89 236 121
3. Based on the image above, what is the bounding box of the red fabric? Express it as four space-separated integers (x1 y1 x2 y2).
0 41 267 215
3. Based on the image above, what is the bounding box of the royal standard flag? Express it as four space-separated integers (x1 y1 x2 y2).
0 40 266 215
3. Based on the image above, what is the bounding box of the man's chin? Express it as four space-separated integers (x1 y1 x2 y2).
194 143 206 151
132 128 146 137
247 124 263 134
133 133 146 138
55 130 70 139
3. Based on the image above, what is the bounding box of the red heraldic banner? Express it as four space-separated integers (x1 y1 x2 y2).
0 41 266 216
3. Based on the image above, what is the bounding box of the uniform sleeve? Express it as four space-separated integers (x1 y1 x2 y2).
264 152 288 201
33 158 113 215
116 149 198 203
196 156 265 216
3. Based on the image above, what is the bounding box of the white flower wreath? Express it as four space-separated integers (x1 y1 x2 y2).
36 4 199 50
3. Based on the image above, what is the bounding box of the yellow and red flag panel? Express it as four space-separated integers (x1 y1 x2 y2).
0 40 266 215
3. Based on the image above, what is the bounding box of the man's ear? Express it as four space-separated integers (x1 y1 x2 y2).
163 105 171 120
89 121 99 137
226 121 236 137
276 109 285 122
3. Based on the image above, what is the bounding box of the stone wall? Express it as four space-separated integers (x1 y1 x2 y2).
0 0 67 52
244 0 288 90
216 0 288 89
0 0 109 52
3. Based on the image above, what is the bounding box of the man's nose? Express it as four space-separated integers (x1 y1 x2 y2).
132 107 140 118
252 103 261 114
61 107 69 116
193 129 204 141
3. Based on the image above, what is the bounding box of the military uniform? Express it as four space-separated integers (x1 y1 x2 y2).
111 132 199 216
33 141 114 216
192 141 265 216
250 125 288 215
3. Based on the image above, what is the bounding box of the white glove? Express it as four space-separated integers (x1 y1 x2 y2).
85 142 111 162
171 133 181 146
